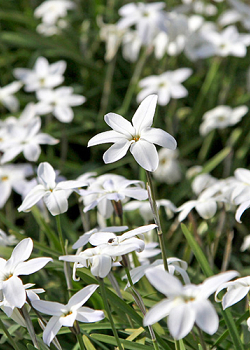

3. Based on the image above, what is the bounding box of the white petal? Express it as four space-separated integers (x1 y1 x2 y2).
15 257 52 276
223 286 250 309
142 128 177 150
77 307 104 322
43 316 63 346
43 190 68 216
168 303 195 340
88 130 125 147
23 144 41 162
32 300 64 316
68 285 99 310
18 185 46 212
103 140 131 163
104 113 135 137
54 106 73 123
192 299 218 335
3 276 26 308
37 162 56 188
90 255 112 278
7 238 33 268
120 224 157 241
235 200 250 223
201 271 239 298
195 200 217 219
143 299 173 326
130 140 158 171
132 95 158 133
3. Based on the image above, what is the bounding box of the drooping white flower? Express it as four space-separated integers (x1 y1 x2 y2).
215 276 250 309
34 0 76 26
0 116 59 163
18 162 87 216
199 105 248 136
0 81 22 113
117 2 166 44
80 173 148 218
60 224 156 278
36 87 86 123
0 163 33 208
144 266 238 339
32 285 104 346
137 69 192 106
14 56 66 92
0 238 52 308
88 95 177 172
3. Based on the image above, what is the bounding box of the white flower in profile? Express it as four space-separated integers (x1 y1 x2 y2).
34 0 76 26
191 172 218 196
0 116 59 163
14 56 66 92
60 224 156 278
122 29 143 63
0 229 17 247
0 81 22 112
137 69 192 106
80 173 148 218
200 105 248 136
215 276 250 310
144 267 238 340
117 2 166 44
230 168 250 222
88 95 177 172
153 148 182 184
18 162 87 216
0 163 33 209
219 0 250 31
36 87 86 123
32 285 104 346
0 238 52 308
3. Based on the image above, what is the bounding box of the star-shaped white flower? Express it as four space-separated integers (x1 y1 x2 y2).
18 162 87 216
144 266 238 340
88 95 177 172
0 81 22 112
0 238 52 308
32 285 104 346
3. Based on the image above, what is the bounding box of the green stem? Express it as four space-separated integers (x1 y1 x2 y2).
76 331 86 350
98 278 124 350
56 215 66 255
118 46 151 116
146 171 168 272
20 305 39 348
197 327 207 350
0 317 21 350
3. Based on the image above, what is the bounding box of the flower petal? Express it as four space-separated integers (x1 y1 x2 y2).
77 307 104 322
130 140 158 171
132 94 158 132
3 276 26 308
68 285 99 310
43 190 68 216
168 303 195 340
192 299 218 335
15 257 52 276
104 113 135 137
43 316 63 346
142 128 177 150
103 140 131 164
143 299 172 326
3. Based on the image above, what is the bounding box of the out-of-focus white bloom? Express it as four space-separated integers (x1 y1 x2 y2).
36 19 68 36
144 267 238 339
0 116 59 163
137 69 192 106
124 258 190 289
36 87 86 123
88 95 177 172
230 168 250 222
14 57 66 92
153 148 182 184
215 276 249 310
0 163 33 208
34 0 75 26
240 235 250 252
18 162 87 216
117 2 166 44
219 0 250 31
0 229 17 247
124 199 177 221
200 105 248 136
60 225 156 278
80 174 148 218
122 30 143 62
191 173 218 196
0 81 22 113
0 238 52 308
188 25 250 59
177 0 218 16
32 285 104 346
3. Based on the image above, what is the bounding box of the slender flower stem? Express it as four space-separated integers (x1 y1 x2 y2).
98 278 124 350
73 322 86 350
56 215 65 255
20 305 39 348
118 46 151 116
197 327 207 350
0 317 21 350
146 171 168 271
124 262 159 350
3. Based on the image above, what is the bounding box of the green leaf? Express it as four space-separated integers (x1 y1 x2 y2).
201 147 232 174
83 335 97 350
90 334 154 350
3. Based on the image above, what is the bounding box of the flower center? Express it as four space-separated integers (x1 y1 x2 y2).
132 135 140 142
4 273 13 281
63 311 73 317
1 176 8 182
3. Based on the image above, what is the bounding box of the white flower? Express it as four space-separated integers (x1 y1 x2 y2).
219 0 250 31
36 87 86 123
0 229 17 247
14 56 66 92
32 285 104 346
117 2 166 44
60 224 156 278
34 0 76 26
199 105 248 136
231 168 250 222
88 95 177 172
215 276 250 309
0 116 59 164
144 267 238 339
0 81 22 112
137 69 192 106
0 163 33 208
18 162 87 216
80 173 148 218
0 238 52 308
